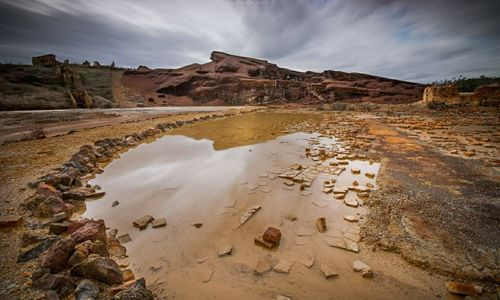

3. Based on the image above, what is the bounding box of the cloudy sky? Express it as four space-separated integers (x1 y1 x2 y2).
0 0 499 83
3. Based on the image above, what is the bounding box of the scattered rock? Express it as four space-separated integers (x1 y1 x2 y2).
239 205 261 225
344 198 358 207
315 217 327 233
218 244 233 256
445 281 475 296
255 260 271 274
132 215 154 230
276 295 292 300
353 260 372 277
192 222 203 228
274 259 293 273
112 201 120 207
320 264 338 278
263 227 281 245
151 218 166 228
343 215 359 222
117 234 132 244
255 235 275 249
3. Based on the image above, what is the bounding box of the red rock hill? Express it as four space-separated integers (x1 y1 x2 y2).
122 51 425 106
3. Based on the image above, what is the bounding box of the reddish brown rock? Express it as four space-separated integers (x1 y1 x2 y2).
32 54 59 67
0 215 22 226
445 281 475 296
263 227 281 245
40 237 77 273
36 184 62 199
70 219 107 244
315 217 327 233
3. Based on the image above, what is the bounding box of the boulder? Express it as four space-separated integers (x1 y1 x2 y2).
75 279 99 300
70 219 107 244
112 278 153 300
132 215 154 230
17 237 58 263
71 254 123 285
263 227 281 245
40 237 77 273
33 273 75 297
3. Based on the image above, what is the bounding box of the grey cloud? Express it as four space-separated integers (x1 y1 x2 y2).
0 0 499 83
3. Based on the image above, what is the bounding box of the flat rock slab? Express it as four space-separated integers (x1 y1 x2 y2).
274 259 293 274
325 237 360 253
297 227 315 237
320 264 338 278
344 198 358 208
352 260 370 272
240 205 261 225
218 244 233 256
296 254 315 268
343 215 359 222
445 281 475 296
255 235 275 249
133 215 154 230
255 260 271 274
117 234 132 244
0 215 22 226
312 200 328 208
152 218 166 228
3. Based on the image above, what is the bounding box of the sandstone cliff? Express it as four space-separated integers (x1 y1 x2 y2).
122 51 425 106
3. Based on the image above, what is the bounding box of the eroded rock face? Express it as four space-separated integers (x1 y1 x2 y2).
422 84 459 104
122 51 425 106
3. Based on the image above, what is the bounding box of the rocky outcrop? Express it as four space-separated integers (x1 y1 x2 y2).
471 84 500 107
422 84 459 104
122 51 425 106
32 54 60 68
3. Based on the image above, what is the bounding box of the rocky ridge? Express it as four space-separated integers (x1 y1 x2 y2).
122 51 425 106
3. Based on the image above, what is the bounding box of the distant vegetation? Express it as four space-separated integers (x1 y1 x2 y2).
432 75 500 92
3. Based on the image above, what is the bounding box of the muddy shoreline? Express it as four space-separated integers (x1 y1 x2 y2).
0 106 498 299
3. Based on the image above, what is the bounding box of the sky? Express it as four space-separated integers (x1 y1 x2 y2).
0 0 499 83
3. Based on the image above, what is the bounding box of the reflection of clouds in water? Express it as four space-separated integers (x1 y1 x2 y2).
87 135 248 222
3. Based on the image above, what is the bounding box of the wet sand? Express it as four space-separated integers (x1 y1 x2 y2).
85 112 446 299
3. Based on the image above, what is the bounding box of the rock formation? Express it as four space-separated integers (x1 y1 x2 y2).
423 84 460 104
32 54 60 68
471 84 500 106
122 51 425 106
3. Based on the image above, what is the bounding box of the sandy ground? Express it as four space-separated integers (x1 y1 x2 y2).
0 106 498 299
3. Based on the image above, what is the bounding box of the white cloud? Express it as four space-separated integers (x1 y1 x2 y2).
0 0 499 82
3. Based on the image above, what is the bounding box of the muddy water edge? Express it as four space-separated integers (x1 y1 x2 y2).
84 111 451 299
